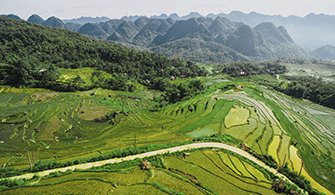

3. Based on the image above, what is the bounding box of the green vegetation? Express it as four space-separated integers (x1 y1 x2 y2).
251 153 278 169
275 76 335 109
1 149 279 194
193 134 242 145
160 79 206 104
278 163 323 195
271 179 301 194
0 179 26 191
1 76 334 194
0 13 334 195
220 61 287 77
0 17 206 91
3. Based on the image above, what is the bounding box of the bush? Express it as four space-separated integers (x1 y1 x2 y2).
0 179 26 191
250 153 278 169
161 79 206 104
193 134 242 145
0 167 23 178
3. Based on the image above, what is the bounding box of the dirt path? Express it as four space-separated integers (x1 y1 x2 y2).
3 142 299 189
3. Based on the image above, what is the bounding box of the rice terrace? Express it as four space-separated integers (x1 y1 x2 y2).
1 1 335 194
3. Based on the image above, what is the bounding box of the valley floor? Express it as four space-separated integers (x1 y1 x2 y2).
0 75 334 194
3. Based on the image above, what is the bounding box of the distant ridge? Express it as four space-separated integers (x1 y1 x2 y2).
22 11 335 51
63 16 110 24
22 13 306 63
311 45 335 60
120 11 335 50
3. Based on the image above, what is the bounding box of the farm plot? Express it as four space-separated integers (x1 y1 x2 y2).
2 180 114 195
163 150 275 194
1 80 334 194
289 146 302 172
223 118 258 140
214 88 335 193
151 170 203 194
224 105 250 128
268 136 280 164
249 88 335 193
1 149 276 195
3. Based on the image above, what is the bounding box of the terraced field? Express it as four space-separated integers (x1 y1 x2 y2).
0 76 334 194
1 149 276 195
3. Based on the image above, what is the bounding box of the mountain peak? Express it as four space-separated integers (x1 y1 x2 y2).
1 14 21 20
78 23 107 39
169 13 179 20
44 16 67 29
254 22 277 31
183 12 202 19
27 14 45 25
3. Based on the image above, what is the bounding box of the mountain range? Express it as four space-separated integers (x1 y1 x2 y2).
119 11 335 51
3 12 334 62
63 16 110 24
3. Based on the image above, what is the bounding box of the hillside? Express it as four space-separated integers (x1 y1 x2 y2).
112 17 305 61
27 14 45 25
311 45 335 60
24 14 306 63
78 23 108 39
129 11 335 50
152 38 248 63
0 12 334 195
0 75 334 194
0 16 205 89
211 11 335 50
43 16 68 29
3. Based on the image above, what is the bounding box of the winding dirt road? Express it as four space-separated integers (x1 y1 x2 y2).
4 142 289 181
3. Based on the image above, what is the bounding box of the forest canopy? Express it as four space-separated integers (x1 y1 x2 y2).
0 17 207 91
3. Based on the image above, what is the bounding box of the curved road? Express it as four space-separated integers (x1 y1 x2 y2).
4 142 299 189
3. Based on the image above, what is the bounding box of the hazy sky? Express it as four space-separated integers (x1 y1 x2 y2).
1 0 335 19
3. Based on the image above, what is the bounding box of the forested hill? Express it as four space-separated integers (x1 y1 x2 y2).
0 16 206 90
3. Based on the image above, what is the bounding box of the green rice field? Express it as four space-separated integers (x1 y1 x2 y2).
0 75 334 194
1 149 276 195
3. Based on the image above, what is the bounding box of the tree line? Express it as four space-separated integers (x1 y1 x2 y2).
219 61 287 77
275 76 335 109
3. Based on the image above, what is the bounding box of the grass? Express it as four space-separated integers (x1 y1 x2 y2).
0 74 334 194
150 170 202 194
224 105 250 128
224 118 258 140
277 135 290 166
164 150 275 195
257 125 273 154
58 67 112 87
37 169 147 186
112 184 166 195
300 167 333 194
268 135 281 164
187 127 217 138
2 149 277 194
289 146 302 172
2 180 113 195
246 123 265 148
